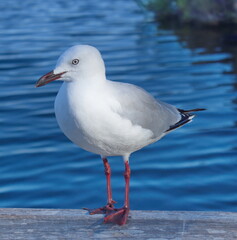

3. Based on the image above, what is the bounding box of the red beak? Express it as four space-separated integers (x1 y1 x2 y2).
35 71 66 87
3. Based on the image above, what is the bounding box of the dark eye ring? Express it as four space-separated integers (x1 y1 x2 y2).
72 59 79 65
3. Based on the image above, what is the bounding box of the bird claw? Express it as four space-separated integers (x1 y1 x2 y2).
83 201 116 215
104 206 130 225
84 203 129 225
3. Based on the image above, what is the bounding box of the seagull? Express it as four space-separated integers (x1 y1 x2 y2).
36 45 205 225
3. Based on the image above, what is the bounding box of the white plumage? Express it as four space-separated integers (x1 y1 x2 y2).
36 45 204 225
52 45 183 158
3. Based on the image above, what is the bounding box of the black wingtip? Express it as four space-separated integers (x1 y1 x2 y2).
165 113 194 133
178 108 206 113
165 108 205 133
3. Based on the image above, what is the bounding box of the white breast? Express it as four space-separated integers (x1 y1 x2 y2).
54 82 154 157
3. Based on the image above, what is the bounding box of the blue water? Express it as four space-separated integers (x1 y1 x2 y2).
0 0 237 212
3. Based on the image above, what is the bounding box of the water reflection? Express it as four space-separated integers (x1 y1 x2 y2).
170 24 237 131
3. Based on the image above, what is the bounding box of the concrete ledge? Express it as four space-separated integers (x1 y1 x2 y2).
0 208 237 239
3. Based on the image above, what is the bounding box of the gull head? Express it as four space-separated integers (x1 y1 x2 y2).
36 45 106 87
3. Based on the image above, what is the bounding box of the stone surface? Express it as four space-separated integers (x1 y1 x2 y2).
0 208 237 239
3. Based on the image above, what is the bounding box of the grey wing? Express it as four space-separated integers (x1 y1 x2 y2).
108 81 182 138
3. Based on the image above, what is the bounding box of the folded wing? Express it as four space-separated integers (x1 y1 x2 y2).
108 81 182 139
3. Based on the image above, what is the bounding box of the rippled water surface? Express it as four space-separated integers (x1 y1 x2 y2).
0 0 237 211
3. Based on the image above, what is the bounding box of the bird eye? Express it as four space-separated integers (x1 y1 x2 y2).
72 59 79 65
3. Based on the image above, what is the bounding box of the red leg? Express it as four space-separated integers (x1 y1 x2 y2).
124 161 130 209
104 158 114 206
104 160 131 225
84 158 116 215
